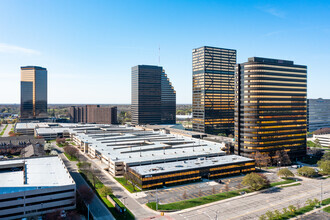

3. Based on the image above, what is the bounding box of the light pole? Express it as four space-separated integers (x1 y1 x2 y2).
320 181 323 206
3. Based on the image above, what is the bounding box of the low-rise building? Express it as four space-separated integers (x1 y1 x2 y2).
0 156 76 220
314 134 330 147
128 155 255 189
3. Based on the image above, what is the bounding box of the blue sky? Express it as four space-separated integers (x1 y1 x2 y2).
0 0 329 104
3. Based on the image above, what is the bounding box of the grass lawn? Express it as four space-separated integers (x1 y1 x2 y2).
324 206 330 213
0 124 8 136
79 170 134 220
270 178 296 187
322 197 330 206
114 177 141 193
64 152 78 161
280 183 301 188
146 190 241 211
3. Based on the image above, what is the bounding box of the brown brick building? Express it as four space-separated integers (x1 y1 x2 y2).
69 105 117 124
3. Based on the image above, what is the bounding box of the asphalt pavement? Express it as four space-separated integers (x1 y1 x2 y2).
54 143 115 220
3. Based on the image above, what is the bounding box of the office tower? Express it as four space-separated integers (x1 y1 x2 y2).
161 71 176 124
69 105 117 124
307 98 330 132
20 66 47 119
131 65 176 125
235 57 307 160
192 46 236 135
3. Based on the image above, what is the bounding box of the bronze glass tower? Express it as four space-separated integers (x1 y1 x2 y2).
20 66 48 119
235 57 307 160
192 46 236 135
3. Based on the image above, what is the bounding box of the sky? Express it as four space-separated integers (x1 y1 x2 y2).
0 0 329 104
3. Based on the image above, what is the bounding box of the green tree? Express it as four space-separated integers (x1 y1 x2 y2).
242 172 270 191
317 160 330 175
277 168 294 178
265 211 274 220
99 185 112 197
287 205 296 214
273 209 281 219
297 166 317 177
258 215 267 220
321 151 330 161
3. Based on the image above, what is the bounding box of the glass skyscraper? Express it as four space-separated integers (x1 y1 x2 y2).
307 98 330 132
131 65 176 125
20 66 48 119
235 57 307 160
192 46 236 135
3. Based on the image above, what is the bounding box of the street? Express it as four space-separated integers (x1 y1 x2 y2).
170 177 330 220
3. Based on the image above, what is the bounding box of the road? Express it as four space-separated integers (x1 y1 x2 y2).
0 124 12 137
54 143 115 220
170 177 330 220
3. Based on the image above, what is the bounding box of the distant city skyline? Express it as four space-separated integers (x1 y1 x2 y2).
0 0 330 104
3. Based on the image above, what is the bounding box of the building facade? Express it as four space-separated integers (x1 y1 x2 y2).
0 156 75 220
307 98 330 132
69 105 117 124
131 65 176 125
20 66 48 119
235 57 307 160
192 46 236 135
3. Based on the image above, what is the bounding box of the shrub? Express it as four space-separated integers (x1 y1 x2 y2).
317 160 330 175
297 166 317 177
277 168 294 178
242 172 270 191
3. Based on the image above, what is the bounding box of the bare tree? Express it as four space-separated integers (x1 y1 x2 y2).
64 145 78 160
78 185 94 220
225 183 229 196
212 186 216 194
182 190 187 200
199 189 202 197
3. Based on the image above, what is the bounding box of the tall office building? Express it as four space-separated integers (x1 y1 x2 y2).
20 66 47 119
307 98 330 132
235 57 307 160
69 105 117 124
192 46 236 135
131 65 176 125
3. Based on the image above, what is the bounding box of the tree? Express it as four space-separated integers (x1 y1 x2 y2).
288 205 296 214
321 151 330 161
64 146 78 159
258 214 267 220
99 185 112 197
273 150 291 166
182 190 187 199
241 172 270 191
254 151 271 168
224 183 229 196
297 166 317 177
317 160 330 175
78 185 94 220
78 185 94 204
277 168 294 178
265 211 274 220
198 189 202 197
273 210 281 219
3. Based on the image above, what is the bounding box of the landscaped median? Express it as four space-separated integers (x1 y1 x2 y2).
114 177 141 193
0 124 8 136
146 190 246 211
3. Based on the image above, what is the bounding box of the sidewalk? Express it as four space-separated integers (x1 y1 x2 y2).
55 145 115 220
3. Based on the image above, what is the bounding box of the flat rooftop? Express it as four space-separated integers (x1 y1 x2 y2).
0 156 75 194
131 155 254 176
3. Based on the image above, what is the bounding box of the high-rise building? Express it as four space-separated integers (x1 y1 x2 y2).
235 57 307 160
307 98 330 132
69 105 117 124
192 46 236 135
131 65 176 125
20 66 47 119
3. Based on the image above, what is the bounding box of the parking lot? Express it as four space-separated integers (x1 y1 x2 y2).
137 169 282 204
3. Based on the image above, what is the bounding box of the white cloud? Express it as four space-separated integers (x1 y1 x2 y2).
257 6 286 18
0 43 41 55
